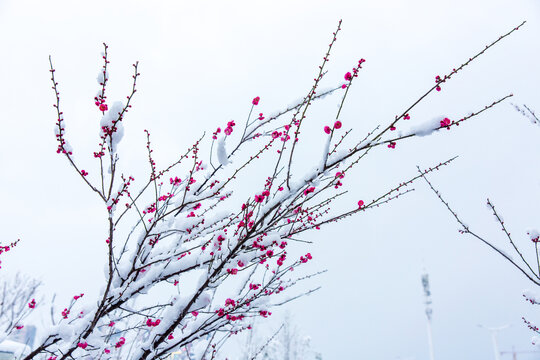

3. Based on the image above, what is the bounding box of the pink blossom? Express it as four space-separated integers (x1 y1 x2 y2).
440 117 451 127
250 283 260 290
77 342 88 349
224 126 233 136
146 318 161 327
334 121 342 129
358 200 364 208
344 72 352 81
99 103 108 112
324 126 331 134
252 96 260 105
115 337 126 348
170 177 182 186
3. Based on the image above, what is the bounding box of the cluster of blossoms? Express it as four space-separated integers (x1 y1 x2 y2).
146 318 161 327
342 58 366 88
435 75 445 91
271 125 292 142
96 102 108 112
106 175 135 212
528 230 540 243
170 176 182 186
254 190 271 203
224 120 236 136
299 253 313 263
28 299 36 309
249 283 260 291
334 171 345 189
0 239 19 269
324 120 342 134
212 127 221 140
523 317 540 333
523 291 540 305
440 117 452 128
94 43 110 110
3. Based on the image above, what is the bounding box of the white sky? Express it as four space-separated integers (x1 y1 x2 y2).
1 0 540 359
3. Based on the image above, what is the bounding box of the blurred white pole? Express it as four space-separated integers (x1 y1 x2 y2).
426 318 435 360
478 324 510 360
491 330 501 360
421 272 435 360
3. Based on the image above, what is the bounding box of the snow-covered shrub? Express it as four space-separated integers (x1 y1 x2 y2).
0 273 41 343
6 20 524 360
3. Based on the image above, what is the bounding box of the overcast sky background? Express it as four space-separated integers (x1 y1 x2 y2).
1 0 540 359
